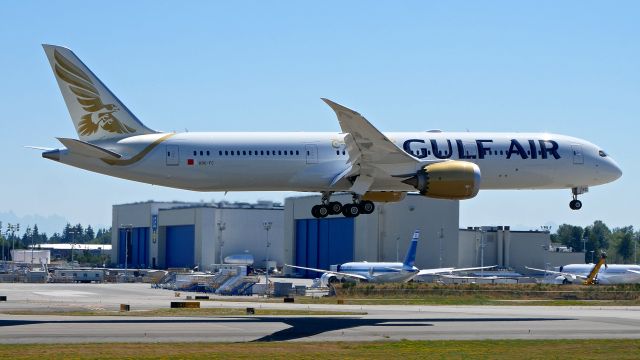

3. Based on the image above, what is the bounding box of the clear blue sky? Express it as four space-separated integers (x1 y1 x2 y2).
1 1 638 234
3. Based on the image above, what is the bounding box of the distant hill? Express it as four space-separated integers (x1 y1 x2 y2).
0 211 107 236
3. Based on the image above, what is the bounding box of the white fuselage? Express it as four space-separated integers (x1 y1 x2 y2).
337 262 419 283
553 264 640 285
53 131 622 193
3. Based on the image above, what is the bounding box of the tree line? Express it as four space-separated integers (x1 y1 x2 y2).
551 220 637 264
0 222 111 251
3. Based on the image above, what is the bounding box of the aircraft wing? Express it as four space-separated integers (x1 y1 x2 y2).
416 265 497 276
525 266 588 280
285 264 368 281
627 269 640 275
322 98 421 193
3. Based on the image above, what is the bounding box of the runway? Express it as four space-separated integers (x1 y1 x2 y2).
1 283 640 343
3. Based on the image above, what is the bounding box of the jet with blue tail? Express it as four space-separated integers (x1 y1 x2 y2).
286 230 495 286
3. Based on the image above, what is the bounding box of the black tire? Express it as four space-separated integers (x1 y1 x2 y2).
359 200 375 214
342 204 360 218
569 200 582 210
328 201 342 215
311 205 321 218
317 204 329 218
573 200 582 210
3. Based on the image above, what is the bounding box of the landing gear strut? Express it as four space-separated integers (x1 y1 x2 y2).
569 187 587 210
310 192 375 218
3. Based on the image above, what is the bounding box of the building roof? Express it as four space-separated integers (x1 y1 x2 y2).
29 244 112 251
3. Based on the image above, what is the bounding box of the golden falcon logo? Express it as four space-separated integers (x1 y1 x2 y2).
53 50 136 135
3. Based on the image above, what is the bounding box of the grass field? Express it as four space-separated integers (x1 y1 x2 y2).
0 339 638 359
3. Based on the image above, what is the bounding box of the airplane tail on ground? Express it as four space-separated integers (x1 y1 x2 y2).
403 230 420 269
42 44 156 143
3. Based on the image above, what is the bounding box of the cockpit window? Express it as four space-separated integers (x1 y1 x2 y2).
599 150 607 157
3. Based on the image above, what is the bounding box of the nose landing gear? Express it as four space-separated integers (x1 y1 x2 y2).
569 186 588 210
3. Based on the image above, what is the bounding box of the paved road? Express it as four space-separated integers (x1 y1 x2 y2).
1 283 640 343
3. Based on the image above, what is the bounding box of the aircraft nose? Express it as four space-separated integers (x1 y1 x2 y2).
603 158 622 183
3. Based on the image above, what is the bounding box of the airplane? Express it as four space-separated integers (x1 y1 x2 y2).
285 230 495 286
38 45 622 218
526 264 640 284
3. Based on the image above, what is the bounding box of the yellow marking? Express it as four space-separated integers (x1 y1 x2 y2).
102 133 175 166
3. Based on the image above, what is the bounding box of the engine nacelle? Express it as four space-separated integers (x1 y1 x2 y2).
402 161 481 200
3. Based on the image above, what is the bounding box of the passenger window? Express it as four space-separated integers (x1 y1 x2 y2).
249 151 252 155
278 151 282 155
231 151 234 155
261 151 264 155
243 151 246 156
336 150 339 155
200 151 203 156
225 151 228 156
206 151 210 156
219 151 222 156
296 150 299 155
342 151 346 155
267 151 270 155
193 151 196 156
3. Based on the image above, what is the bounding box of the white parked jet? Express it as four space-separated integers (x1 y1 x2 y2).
527 264 640 285
39 45 622 218
286 230 495 286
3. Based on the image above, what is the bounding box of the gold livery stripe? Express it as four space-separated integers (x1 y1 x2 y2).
102 133 175 166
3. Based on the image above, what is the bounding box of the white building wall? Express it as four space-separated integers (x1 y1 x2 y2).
284 193 459 269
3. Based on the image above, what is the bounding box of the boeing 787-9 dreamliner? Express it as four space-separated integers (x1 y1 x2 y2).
38 45 622 218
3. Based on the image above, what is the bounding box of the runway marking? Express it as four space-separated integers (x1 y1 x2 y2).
32 291 96 297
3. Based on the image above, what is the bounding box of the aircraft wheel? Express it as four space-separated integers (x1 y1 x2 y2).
569 200 582 210
342 204 360 218
328 201 342 215
359 200 375 214
312 205 329 218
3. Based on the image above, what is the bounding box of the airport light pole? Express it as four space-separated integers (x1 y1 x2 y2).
438 226 444 268
1 222 4 264
217 220 226 265
263 221 272 297
68 229 78 268
121 225 133 282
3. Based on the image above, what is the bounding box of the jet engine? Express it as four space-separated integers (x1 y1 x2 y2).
402 161 481 200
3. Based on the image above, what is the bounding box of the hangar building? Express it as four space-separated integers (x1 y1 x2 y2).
111 195 584 274
111 201 283 270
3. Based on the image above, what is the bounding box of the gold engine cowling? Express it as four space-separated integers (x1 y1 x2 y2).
402 161 481 200
362 191 407 203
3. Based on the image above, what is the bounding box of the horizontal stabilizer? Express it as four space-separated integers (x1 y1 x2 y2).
25 145 55 151
57 137 122 160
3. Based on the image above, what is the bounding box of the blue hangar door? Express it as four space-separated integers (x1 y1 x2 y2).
165 225 195 268
118 227 150 268
295 218 354 278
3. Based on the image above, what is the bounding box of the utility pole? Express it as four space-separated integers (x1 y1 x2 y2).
121 225 133 282
438 226 444 268
263 221 272 297
480 229 485 277
217 220 226 265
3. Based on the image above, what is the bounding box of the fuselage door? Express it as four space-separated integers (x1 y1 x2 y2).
166 145 179 166
305 144 318 164
571 144 584 165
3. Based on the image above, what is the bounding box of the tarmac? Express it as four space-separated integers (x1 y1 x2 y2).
1 283 640 343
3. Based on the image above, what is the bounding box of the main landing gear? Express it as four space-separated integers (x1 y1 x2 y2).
311 192 375 218
569 186 588 210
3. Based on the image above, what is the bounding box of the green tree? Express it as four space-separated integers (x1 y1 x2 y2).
554 224 584 251
614 226 634 263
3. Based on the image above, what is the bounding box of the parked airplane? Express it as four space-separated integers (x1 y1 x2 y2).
286 230 495 286
526 264 640 284
39 45 622 218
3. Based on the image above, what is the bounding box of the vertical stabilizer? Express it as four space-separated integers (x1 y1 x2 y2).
42 44 156 142
403 230 420 268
